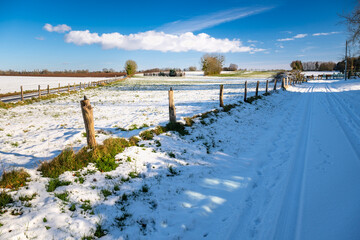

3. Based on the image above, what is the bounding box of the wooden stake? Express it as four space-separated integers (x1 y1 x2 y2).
47 85 50 95
38 85 41 98
219 85 224 107
168 88 176 123
80 96 96 148
244 81 247 102
281 78 285 90
273 79 277 91
255 81 259 97
266 80 269 93
21 86 24 101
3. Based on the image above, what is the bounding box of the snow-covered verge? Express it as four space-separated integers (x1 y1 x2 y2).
1 78 360 239
0 77 266 170
0 76 117 94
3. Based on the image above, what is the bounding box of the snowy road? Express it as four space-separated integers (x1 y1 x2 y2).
226 80 360 240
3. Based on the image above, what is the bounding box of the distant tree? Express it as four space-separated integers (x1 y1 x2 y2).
102 68 108 73
124 60 137 75
319 62 336 71
290 60 303 71
201 54 225 75
188 66 197 71
228 63 238 71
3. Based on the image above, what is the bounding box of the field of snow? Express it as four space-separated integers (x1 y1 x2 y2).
0 76 118 94
0 77 360 239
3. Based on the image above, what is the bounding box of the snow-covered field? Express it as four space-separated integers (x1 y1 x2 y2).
0 77 360 239
0 76 118 94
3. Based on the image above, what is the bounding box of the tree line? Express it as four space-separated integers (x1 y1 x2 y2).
290 59 360 73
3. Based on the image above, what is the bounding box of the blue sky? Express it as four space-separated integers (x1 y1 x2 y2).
0 0 357 71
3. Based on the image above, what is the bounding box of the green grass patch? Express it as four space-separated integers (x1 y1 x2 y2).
54 191 69 202
0 169 30 190
0 191 13 209
101 189 112 198
46 178 71 192
38 137 136 178
19 193 37 202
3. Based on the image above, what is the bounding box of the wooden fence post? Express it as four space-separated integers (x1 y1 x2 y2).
255 81 259 97
266 80 269 93
168 88 176 123
38 85 41 98
244 81 247 102
219 85 224 107
21 86 24 101
281 78 285 90
273 79 277 91
58 83 60 94
80 96 96 148
68 84 70 92
47 85 50 95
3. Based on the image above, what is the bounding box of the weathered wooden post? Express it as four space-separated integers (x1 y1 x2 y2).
219 85 224 107
286 77 289 87
38 85 41 98
168 88 176 123
58 83 60 94
80 96 96 148
266 80 269 93
20 86 24 101
255 81 260 97
281 78 285 90
47 85 50 95
273 79 277 91
244 81 247 102
68 84 70 92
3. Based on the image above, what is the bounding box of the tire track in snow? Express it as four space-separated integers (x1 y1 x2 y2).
273 85 314 240
323 85 360 163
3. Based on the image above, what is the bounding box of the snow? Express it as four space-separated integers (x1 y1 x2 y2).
0 76 117 94
0 77 360 239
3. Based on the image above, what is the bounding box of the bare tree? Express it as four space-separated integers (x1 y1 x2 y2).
201 54 225 75
124 60 138 76
343 2 360 43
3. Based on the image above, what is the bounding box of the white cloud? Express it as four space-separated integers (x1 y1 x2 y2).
35 36 45 40
64 29 264 53
43 23 71 33
277 33 307 41
293 34 307 39
157 7 274 34
312 31 340 36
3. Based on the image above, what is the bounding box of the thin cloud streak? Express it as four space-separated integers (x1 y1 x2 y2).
157 6 274 34
312 31 340 36
277 33 307 41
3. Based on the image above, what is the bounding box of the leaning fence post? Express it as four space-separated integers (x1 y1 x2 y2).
266 80 269 93
244 81 247 102
281 78 285 90
255 81 259 97
80 96 96 148
38 85 41 98
273 79 277 91
21 86 24 101
219 85 224 107
47 85 50 95
168 88 176 123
